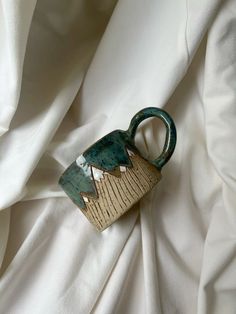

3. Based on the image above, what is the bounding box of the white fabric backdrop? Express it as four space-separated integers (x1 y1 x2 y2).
0 0 236 313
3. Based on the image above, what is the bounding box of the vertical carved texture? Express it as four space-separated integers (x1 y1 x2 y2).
80 153 161 231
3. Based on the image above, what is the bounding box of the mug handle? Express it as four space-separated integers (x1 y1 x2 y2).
126 107 177 170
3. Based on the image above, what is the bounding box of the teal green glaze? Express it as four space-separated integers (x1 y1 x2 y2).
59 107 177 209
83 130 137 171
59 131 137 209
127 107 176 170
59 161 97 209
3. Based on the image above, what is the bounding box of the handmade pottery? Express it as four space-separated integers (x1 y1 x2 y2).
59 107 177 231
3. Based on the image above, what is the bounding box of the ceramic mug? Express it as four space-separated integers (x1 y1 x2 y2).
59 107 176 231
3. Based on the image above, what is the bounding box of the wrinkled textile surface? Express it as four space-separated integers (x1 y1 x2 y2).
0 0 236 313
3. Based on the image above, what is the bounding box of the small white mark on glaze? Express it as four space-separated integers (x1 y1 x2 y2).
127 149 135 156
92 167 104 181
83 196 89 202
76 155 92 178
120 166 127 172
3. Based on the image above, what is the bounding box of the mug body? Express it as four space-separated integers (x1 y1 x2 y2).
59 107 177 231
59 130 161 231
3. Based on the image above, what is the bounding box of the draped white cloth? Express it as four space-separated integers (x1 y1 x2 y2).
0 0 236 313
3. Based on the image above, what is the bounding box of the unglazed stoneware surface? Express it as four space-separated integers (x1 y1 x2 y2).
59 107 176 231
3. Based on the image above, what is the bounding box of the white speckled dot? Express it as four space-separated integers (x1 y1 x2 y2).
76 154 92 178
120 166 127 172
83 196 89 202
92 167 104 181
127 149 135 156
